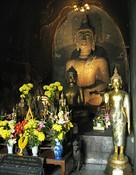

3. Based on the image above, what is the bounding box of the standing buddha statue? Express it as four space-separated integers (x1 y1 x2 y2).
104 67 130 161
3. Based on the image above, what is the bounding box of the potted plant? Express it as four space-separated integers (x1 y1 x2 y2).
0 117 17 154
22 119 46 156
47 109 73 159
18 83 34 118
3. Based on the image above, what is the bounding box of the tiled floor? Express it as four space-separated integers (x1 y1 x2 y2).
77 170 105 175
71 164 105 175
48 165 105 175
45 157 106 175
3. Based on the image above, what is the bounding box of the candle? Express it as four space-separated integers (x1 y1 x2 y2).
112 169 123 175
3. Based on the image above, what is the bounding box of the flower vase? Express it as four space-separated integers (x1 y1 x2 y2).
53 140 63 160
32 146 38 156
7 144 14 154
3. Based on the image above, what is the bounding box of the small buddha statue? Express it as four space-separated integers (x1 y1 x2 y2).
63 66 84 110
59 91 67 111
104 67 130 161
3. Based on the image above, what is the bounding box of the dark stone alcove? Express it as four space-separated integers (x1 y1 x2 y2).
53 5 129 92
0 0 132 144
2 0 136 174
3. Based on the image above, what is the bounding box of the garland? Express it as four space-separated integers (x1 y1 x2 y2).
17 136 28 156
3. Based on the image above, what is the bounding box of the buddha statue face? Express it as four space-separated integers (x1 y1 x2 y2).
66 66 77 84
75 16 96 56
76 29 95 53
111 78 122 89
67 72 76 84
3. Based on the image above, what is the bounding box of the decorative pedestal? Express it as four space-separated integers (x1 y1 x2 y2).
105 155 132 175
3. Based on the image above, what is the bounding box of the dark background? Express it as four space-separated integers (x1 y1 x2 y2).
0 0 130 112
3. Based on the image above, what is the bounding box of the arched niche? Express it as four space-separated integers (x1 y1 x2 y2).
53 5 129 90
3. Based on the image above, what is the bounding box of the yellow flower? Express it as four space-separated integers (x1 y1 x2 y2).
50 83 55 88
67 122 73 130
20 94 25 98
58 132 63 140
54 82 61 86
28 83 33 88
68 121 73 127
58 85 63 91
34 129 39 135
48 87 54 91
44 91 52 98
19 87 23 92
9 123 15 129
19 83 33 96
43 85 48 90
52 86 57 91
24 119 38 129
38 132 45 141
52 124 62 132
0 127 4 131
24 130 30 137
0 130 11 139
23 90 29 95
22 84 27 90
0 120 8 127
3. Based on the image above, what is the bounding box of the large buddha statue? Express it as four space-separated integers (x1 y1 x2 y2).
66 17 110 107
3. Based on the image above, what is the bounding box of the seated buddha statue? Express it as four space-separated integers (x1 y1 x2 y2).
66 17 110 107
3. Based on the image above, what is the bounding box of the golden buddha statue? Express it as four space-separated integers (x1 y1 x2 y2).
59 91 67 111
66 17 110 107
104 67 130 161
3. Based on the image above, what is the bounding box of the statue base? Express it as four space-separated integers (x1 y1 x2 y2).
105 155 132 175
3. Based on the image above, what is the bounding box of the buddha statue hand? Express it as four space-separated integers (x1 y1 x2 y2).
128 124 130 135
89 90 105 96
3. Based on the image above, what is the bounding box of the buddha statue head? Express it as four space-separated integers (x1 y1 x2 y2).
66 66 78 84
75 16 96 55
111 67 122 89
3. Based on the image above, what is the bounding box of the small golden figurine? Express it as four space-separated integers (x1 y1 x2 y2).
104 67 132 175
59 91 67 111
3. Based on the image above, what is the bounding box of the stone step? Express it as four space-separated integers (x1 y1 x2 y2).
80 127 134 165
